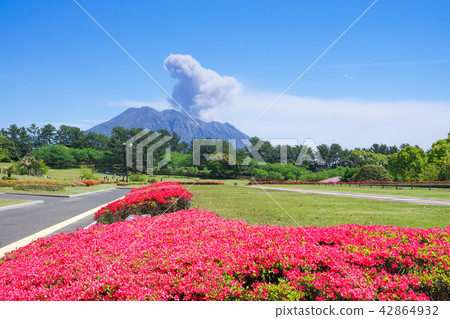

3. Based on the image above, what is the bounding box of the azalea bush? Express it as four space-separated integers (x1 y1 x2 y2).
0 210 449 301
94 182 193 224
74 180 112 186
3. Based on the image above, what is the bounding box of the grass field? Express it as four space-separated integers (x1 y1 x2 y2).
190 184 450 229
253 183 450 200
0 199 31 208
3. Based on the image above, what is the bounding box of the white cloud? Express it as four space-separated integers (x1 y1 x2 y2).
164 54 242 121
214 92 450 149
344 73 354 81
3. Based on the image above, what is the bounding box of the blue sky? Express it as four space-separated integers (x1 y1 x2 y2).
1 0 449 148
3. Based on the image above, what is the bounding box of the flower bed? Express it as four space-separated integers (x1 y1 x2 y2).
0 180 67 188
0 210 449 301
12 184 65 192
0 180 113 188
94 182 192 224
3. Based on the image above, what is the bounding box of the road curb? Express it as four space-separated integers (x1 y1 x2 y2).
0 200 45 212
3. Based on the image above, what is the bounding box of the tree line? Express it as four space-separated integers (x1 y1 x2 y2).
0 123 449 182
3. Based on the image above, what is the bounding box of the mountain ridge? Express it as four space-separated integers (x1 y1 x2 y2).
87 106 250 146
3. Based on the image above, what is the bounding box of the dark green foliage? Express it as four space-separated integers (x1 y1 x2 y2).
340 167 359 182
390 146 427 182
352 164 393 181
33 145 76 168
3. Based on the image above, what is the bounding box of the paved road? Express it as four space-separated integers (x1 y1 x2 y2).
0 189 129 249
247 186 450 206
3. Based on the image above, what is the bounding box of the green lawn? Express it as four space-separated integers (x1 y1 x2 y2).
190 185 450 229
0 198 32 208
253 183 450 200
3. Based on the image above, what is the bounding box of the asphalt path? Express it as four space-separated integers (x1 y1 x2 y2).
247 186 450 206
0 188 130 249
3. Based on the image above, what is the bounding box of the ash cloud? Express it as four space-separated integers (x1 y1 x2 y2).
164 54 242 121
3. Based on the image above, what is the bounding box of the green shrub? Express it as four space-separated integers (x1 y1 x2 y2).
80 165 99 180
129 172 147 182
340 167 359 182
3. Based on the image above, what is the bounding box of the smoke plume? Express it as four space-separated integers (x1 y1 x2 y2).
164 54 242 121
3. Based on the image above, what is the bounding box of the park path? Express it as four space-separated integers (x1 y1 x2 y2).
0 188 130 250
246 186 450 206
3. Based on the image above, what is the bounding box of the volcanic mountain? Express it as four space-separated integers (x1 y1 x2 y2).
87 106 250 145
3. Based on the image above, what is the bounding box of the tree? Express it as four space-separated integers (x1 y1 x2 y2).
206 160 222 177
340 167 359 182
37 124 56 147
1 163 15 178
352 164 393 181
85 131 109 151
421 164 440 181
3 124 32 159
19 156 35 175
170 152 193 168
0 135 14 162
427 133 450 180
346 149 388 167
27 123 40 149
56 125 85 148
252 168 268 181
18 156 46 176
33 145 75 168
390 146 427 181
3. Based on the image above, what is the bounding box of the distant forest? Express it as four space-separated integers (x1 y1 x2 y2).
0 123 449 182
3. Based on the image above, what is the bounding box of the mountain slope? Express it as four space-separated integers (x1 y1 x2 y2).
87 106 250 145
